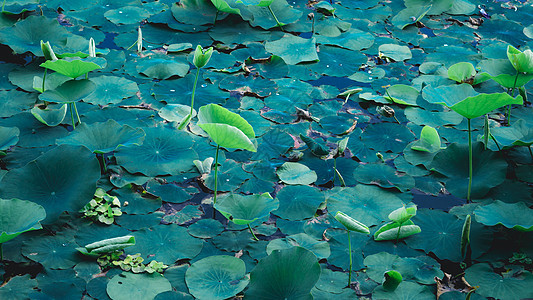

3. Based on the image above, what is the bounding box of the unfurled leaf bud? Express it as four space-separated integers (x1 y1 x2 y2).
377 105 395 118
89 38 96 57
137 26 143 53
193 45 213 68
40 40 58 61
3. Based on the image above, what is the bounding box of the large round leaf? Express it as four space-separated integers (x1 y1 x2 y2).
214 192 279 225
465 263 533 300
127 224 203 264
245 247 321 300
273 185 324 221
0 145 101 222
353 163 415 192
0 15 69 56
266 233 330 260
197 104 256 152
115 127 198 177
474 200 533 231
430 142 507 199
185 255 249 300
0 126 19 150
276 162 317 185
0 275 37 300
447 93 523 120
379 44 412 61
0 199 45 243
107 272 172 300
38 79 96 104
56 120 145 154
136 59 189 80
40 59 101 79
361 122 415 153
84 75 139 106
265 35 319 65
22 233 81 269
104 6 151 25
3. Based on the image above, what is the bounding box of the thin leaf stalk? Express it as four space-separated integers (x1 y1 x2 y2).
190 67 200 116
213 145 220 205
248 224 259 241
529 146 533 162
395 222 402 243
73 102 81 125
507 71 520 124
42 68 47 92
0 243 3 262
467 118 473 203
69 103 76 129
347 230 352 286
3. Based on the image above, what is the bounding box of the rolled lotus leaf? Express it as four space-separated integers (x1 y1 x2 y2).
77 235 135 257
461 215 471 258
85 235 135 250
388 205 417 224
383 270 402 291
193 45 213 69
334 211 370 234
374 220 421 241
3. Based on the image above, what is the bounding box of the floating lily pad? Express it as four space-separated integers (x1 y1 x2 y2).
0 145 101 222
215 192 278 225
246 247 320 300
273 185 324 221
57 120 145 154
84 75 139 106
0 275 37 300
22 233 81 269
465 263 533 300
137 58 190 80
104 6 151 25
107 272 172 300
115 127 197 177
266 233 330 260
185 255 249 300
385 84 419 106
277 162 317 185
353 163 415 192
474 200 533 231
0 198 45 244
0 126 19 150
265 35 319 65
379 44 412 61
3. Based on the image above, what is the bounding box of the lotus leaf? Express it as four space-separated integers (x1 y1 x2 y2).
0 275 37 300
372 281 434 299
0 126 19 150
465 263 533 300
474 200 533 231
84 75 139 106
22 233 81 269
0 90 38 118
361 122 415 153
334 211 370 234
0 199 45 244
354 164 415 192
506 45 533 74
115 127 197 177
40 58 101 79
38 79 96 104
57 120 145 154
379 44 412 61
273 185 324 221
491 119 533 148
446 93 523 120
266 233 331 259
215 192 278 225
391 5 432 29
170 0 220 26
185 255 249 300
31 104 67 127
374 220 421 241
0 16 69 56
107 272 172 300
265 35 319 65
197 104 256 152
188 219 224 239
104 6 151 25
128 224 203 263
430 142 507 199
411 125 443 152
246 247 320 300
447 62 476 83
0 145 101 222
240 0 302 29
136 59 190 80
277 162 317 185
477 59 533 88
316 28 374 51
385 84 419 106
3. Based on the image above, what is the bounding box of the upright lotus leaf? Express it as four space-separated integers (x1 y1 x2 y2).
477 59 533 88
277 162 317 185
56 120 145 154
0 15 69 56
185 256 249 300
265 35 319 65
384 84 419 106
38 79 96 104
411 125 443 153
0 126 19 150
210 0 242 14
31 104 67 127
448 62 476 83
246 247 321 299
0 145 101 222
379 44 412 61
383 270 403 291
214 192 279 225
506 45 533 74
474 200 533 231
193 45 214 69
388 205 417 224
40 59 101 79
334 211 370 234
465 263 533 300
107 272 172 300
115 127 197 177
197 104 256 152
41 40 58 61
0 199 46 244
446 93 523 120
